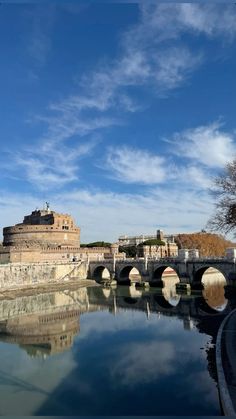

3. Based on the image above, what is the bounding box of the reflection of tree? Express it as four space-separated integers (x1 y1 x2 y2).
206 341 218 383
0 368 49 396
203 277 227 311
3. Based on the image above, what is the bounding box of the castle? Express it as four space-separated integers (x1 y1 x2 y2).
3 204 80 248
0 204 118 263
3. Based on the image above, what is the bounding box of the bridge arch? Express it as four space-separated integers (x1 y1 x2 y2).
92 265 112 283
151 265 180 287
193 266 228 288
118 265 142 285
194 295 228 315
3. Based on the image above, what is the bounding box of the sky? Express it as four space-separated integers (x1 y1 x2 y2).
0 1 236 242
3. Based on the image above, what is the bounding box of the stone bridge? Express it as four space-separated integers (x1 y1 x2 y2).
88 257 236 289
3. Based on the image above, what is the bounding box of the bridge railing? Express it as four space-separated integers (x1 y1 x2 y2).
88 256 233 264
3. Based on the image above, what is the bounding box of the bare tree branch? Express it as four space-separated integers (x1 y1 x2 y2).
207 159 236 234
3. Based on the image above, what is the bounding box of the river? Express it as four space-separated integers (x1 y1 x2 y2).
0 271 233 415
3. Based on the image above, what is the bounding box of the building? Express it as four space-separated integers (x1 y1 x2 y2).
119 229 178 258
0 204 119 263
3 204 80 248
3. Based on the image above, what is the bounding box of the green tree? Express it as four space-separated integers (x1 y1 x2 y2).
80 241 111 248
141 239 165 246
118 245 137 257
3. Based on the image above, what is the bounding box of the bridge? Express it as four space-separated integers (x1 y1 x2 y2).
88 256 236 289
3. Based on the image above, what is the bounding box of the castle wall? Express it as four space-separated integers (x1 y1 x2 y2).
3 225 80 247
0 246 118 264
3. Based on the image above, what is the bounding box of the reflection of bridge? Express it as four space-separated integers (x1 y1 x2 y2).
0 282 236 358
87 285 235 321
88 258 236 288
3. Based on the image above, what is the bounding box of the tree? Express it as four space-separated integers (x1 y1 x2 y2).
80 241 111 248
141 239 165 246
207 159 236 234
118 245 137 257
175 232 234 257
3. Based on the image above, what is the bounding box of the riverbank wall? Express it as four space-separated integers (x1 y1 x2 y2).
216 308 236 416
0 260 88 291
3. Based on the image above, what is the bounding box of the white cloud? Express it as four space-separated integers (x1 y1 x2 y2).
155 47 202 90
53 187 214 241
103 124 230 190
137 3 236 42
169 122 236 168
172 165 213 190
178 3 236 38
105 146 166 185
111 341 176 385
36 113 116 143
6 140 98 191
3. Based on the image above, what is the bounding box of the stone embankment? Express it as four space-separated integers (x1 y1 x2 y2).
216 308 236 415
0 260 89 294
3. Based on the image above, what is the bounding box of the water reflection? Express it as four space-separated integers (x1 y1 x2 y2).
0 309 80 357
0 278 234 415
0 277 230 358
162 276 181 307
202 268 227 311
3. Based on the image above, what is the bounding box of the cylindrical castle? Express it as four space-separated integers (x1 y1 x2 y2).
3 207 80 248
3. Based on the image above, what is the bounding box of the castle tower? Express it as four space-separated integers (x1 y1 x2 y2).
3 205 80 248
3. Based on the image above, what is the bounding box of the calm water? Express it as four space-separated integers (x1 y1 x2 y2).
0 273 233 416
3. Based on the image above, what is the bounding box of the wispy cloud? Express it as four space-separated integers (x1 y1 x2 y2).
111 341 176 385
33 2 236 136
103 122 234 188
154 47 202 90
173 165 213 190
129 3 236 46
25 2 235 164
168 122 236 169
26 5 55 67
105 146 167 185
6 140 98 190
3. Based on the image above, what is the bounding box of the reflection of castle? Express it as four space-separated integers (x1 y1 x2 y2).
0 286 104 357
0 309 80 357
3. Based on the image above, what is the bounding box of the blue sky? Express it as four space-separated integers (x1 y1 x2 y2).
0 2 236 242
